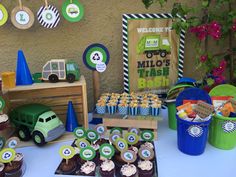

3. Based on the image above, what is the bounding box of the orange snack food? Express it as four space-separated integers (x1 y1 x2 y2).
177 102 193 115
221 102 234 117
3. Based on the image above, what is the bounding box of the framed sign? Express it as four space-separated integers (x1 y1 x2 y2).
122 13 185 94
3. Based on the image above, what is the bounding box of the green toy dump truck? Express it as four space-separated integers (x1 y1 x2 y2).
42 59 80 83
10 104 65 146
137 35 171 58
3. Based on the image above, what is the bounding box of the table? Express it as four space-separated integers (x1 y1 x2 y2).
17 110 236 177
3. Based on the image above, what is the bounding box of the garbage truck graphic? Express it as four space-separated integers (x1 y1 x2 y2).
42 59 80 83
137 35 171 58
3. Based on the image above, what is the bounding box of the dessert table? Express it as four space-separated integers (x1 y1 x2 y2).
17 109 236 177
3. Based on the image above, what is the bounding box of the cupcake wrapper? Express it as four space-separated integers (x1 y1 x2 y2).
151 107 160 116
96 105 106 114
118 106 128 115
140 107 150 116
107 106 117 114
129 107 138 116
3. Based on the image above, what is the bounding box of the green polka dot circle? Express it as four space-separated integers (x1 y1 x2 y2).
62 0 84 22
83 43 110 70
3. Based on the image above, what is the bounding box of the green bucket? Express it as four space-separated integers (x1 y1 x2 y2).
166 99 176 130
209 84 236 150
166 84 194 130
209 114 236 150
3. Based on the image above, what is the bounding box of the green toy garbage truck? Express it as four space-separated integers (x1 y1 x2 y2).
137 35 171 58
10 104 65 146
42 59 80 83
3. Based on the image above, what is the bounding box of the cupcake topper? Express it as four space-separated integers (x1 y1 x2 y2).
124 132 139 146
37 0 60 29
141 130 154 142
0 3 8 26
128 127 140 135
73 127 86 139
11 0 35 29
110 127 123 134
86 130 99 144
80 146 96 161
62 0 84 22
59 145 76 165
0 148 16 166
0 97 5 112
75 138 90 150
121 150 137 164
138 147 154 161
114 138 128 152
109 132 122 145
95 124 107 140
5 137 20 149
0 137 5 151
99 143 115 160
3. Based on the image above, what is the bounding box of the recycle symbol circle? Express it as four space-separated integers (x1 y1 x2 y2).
83 43 110 70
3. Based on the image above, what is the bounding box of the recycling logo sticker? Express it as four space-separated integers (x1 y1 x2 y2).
187 125 203 137
222 121 236 133
62 0 84 22
83 43 110 71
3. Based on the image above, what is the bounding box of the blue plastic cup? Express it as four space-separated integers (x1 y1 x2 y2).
96 105 106 114
140 107 150 116
151 107 160 116
118 106 128 115
176 115 211 155
129 107 138 116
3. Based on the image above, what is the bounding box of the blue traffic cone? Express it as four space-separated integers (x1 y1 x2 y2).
16 50 33 86
66 101 79 132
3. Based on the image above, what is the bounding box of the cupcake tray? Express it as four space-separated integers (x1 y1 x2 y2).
54 140 158 177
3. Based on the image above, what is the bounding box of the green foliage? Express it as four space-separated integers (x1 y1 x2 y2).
142 0 167 9
141 0 236 81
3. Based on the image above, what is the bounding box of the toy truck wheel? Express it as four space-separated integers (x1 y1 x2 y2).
32 131 46 146
49 74 59 83
17 126 31 141
160 51 167 58
146 52 153 58
66 74 75 83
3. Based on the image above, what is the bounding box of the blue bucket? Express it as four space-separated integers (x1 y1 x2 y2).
177 115 211 155
176 88 212 155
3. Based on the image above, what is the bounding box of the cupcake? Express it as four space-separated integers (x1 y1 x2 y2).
137 160 154 177
140 142 154 150
96 101 106 114
150 103 161 116
140 103 150 116
4 153 23 174
107 102 117 114
0 163 5 177
91 143 102 165
99 160 115 177
71 147 81 167
59 159 77 175
80 161 96 176
0 114 9 130
118 103 129 115
120 164 137 177
129 102 139 116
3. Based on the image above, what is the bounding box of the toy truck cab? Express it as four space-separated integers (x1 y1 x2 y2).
10 104 65 146
42 59 80 83
137 35 171 58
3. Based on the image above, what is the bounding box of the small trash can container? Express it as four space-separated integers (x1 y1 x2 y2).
176 88 212 155
209 84 236 150
166 84 194 130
